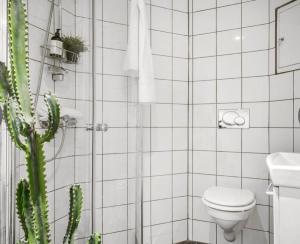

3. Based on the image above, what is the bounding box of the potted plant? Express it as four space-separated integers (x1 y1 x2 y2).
62 35 87 63
0 0 100 243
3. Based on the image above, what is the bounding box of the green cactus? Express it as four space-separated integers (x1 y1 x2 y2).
63 185 83 244
88 233 101 244
16 179 35 243
0 0 101 243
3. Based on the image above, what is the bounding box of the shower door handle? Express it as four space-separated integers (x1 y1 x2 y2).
86 123 108 132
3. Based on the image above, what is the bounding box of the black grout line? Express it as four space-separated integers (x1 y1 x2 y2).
240 1 244 240
191 21 272 37
215 0 218 241
171 0 174 242
187 0 191 240
149 1 153 242
125 1 129 243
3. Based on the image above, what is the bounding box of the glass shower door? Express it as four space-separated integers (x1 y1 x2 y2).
93 0 141 239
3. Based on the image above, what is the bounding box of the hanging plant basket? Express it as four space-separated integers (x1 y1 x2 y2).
62 35 87 64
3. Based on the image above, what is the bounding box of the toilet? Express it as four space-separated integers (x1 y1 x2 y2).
202 186 256 242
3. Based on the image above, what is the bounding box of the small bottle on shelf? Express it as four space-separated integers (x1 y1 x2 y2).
49 29 63 58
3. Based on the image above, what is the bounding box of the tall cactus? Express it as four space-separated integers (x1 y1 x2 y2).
0 0 101 243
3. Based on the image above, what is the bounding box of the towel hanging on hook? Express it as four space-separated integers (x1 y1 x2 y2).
124 0 156 103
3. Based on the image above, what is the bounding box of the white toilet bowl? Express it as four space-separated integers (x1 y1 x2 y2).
202 186 256 242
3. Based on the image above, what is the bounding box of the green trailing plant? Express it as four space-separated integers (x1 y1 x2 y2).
62 35 87 63
0 0 100 243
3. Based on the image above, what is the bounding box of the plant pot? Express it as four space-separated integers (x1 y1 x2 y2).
64 49 79 63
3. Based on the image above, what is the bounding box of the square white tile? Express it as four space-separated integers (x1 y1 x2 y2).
193 128 217 150
103 0 127 24
152 30 172 56
217 152 241 177
193 9 216 35
103 22 127 50
217 78 241 103
242 153 269 179
193 151 217 174
153 55 172 80
151 199 172 225
193 0 216 11
242 128 269 153
151 175 172 200
173 0 188 12
151 104 172 127
193 81 216 103
151 151 172 175
173 11 188 35
244 102 269 127
242 0 269 27
242 76 269 102
270 100 293 127
193 104 217 127
217 129 241 152
173 58 189 81
242 50 269 77
194 57 217 80
217 4 241 31
270 128 294 153
270 72 294 100
242 24 269 52
173 34 188 58
217 29 242 55
151 6 172 32
217 54 242 79
194 33 216 57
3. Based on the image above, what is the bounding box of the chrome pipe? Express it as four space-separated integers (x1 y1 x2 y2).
91 0 96 233
33 0 55 108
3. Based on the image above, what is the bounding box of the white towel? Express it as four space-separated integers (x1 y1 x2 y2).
124 0 156 103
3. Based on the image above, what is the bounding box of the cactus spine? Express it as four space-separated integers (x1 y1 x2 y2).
0 0 101 243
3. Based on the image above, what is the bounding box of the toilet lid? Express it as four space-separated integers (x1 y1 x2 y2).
203 186 255 207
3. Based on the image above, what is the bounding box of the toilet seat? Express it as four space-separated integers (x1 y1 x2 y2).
203 186 256 212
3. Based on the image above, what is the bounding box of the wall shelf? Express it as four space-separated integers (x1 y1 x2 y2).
40 45 79 64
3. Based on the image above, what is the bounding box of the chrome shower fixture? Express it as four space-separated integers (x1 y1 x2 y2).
39 115 77 129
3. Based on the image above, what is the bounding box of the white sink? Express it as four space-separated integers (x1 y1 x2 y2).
267 152 300 188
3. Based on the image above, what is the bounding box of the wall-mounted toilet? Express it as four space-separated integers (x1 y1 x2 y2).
202 186 256 242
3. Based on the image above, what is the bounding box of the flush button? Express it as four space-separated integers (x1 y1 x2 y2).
234 116 245 126
219 109 249 129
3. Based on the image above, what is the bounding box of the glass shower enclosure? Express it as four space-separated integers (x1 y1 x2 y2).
0 0 144 243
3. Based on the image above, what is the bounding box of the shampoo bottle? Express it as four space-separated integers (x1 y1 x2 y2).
50 29 63 57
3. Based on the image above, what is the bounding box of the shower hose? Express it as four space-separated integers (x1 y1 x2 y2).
45 121 67 162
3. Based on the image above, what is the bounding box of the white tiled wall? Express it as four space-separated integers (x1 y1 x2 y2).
16 0 189 244
189 0 300 244
14 0 299 243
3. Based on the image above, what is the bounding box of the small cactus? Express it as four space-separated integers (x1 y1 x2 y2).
63 185 83 244
0 0 101 243
88 233 101 244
